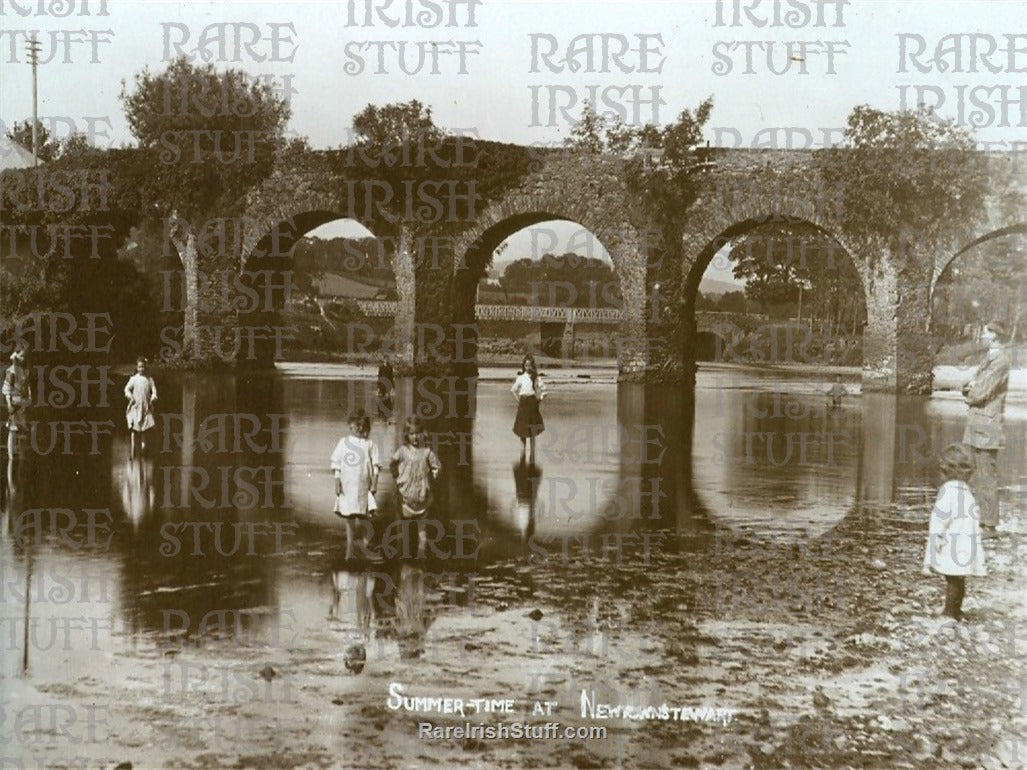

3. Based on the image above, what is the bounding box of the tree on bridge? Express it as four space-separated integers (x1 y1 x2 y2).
563 99 716 373
815 105 990 253
119 57 294 353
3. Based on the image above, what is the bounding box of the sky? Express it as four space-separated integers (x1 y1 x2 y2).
1 0 1024 281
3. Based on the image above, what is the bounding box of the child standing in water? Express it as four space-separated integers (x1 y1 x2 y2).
331 410 380 561
826 374 847 409
922 443 987 621
511 354 546 462
124 357 157 458
391 416 441 558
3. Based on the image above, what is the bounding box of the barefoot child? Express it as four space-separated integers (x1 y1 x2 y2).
331 410 380 561
124 357 157 458
922 443 987 621
390 416 440 558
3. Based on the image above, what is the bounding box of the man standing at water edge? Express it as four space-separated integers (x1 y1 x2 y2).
962 321 1011 538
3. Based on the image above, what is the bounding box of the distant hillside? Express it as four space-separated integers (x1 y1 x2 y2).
698 276 745 296
312 272 389 299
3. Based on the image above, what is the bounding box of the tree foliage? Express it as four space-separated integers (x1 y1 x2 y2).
5 118 61 162
727 223 866 333
120 57 292 220
289 236 396 295
562 99 714 269
815 105 990 250
352 99 441 151
497 254 620 307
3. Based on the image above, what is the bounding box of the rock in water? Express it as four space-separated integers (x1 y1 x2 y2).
812 687 831 710
345 644 367 674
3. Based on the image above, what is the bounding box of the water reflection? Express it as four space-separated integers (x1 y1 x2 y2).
395 563 433 660
692 385 860 538
511 459 542 541
330 567 374 673
113 449 156 530
0 367 1023 686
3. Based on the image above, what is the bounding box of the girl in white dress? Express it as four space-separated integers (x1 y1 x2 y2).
124 357 157 458
922 443 987 621
331 410 380 561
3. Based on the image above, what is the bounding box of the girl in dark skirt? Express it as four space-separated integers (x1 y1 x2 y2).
511 354 546 461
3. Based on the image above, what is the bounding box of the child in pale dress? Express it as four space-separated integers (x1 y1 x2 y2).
124 357 157 458
330 410 380 561
390 416 441 558
922 443 987 622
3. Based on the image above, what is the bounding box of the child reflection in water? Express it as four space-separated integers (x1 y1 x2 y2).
329 568 375 674
395 563 433 660
512 459 542 542
118 454 155 528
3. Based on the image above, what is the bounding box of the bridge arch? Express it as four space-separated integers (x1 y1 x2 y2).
931 222 1027 348
679 214 868 375
237 183 415 364
934 222 1027 288
674 151 880 383
450 160 652 375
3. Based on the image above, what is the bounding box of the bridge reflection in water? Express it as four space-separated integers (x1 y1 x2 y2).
1 369 1023 672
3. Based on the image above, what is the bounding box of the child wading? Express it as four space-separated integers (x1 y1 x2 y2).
826 374 847 409
331 410 380 561
922 443 987 621
511 354 546 462
390 416 441 558
124 357 157 458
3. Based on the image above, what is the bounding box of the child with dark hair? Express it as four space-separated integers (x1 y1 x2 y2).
390 416 441 558
331 410 380 560
922 443 987 621
511 354 546 462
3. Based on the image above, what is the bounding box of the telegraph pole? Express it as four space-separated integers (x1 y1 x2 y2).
26 34 41 167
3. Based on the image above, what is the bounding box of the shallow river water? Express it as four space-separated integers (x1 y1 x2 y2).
2 365 1024 768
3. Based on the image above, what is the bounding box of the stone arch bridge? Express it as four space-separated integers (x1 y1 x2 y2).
202 147 1023 394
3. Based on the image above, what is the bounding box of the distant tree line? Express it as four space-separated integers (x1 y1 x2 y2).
483 254 621 308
